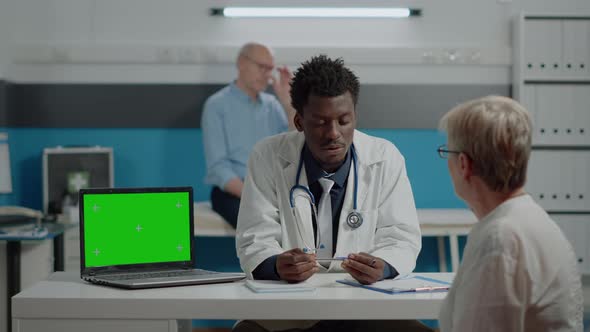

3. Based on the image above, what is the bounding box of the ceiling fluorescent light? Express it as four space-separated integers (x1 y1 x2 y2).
210 7 421 18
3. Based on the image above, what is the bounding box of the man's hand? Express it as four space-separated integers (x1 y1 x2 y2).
276 248 318 283
223 177 244 198
270 65 293 104
341 252 384 285
270 66 296 130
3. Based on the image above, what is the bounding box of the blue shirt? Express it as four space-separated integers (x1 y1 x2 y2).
202 82 288 189
253 145 397 280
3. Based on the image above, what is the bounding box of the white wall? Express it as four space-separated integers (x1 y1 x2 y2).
0 0 12 78
5 0 590 83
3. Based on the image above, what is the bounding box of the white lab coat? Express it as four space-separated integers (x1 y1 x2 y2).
236 129 421 279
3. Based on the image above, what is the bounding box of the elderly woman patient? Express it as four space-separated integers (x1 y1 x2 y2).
437 96 583 332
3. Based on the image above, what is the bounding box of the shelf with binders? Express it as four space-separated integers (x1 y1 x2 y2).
515 15 590 82
515 13 590 276
514 14 590 147
519 83 590 147
551 214 590 275
526 149 590 213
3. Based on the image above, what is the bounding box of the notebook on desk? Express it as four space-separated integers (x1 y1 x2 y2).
79 186 245 289
337 274 451 294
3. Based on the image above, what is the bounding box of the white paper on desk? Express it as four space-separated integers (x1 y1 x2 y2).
245 279 316 293
0 225 48 239
337 275 451 294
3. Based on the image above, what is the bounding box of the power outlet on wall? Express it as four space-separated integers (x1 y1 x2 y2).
156 47 175 64
421 51 437 64
442 49 462 64
466 51 482 64
177 48 199 64
51 47 70 63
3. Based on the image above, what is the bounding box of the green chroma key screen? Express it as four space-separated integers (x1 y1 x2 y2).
83 192 191 267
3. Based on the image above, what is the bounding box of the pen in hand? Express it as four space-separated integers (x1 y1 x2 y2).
315 256 347 261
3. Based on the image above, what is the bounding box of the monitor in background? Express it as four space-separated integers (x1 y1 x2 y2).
43 146 113 223
0 132 45 229
0 132 12 194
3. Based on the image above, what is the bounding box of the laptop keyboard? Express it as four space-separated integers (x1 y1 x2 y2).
100 269 220 281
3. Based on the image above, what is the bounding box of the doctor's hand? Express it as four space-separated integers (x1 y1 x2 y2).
341 252 384 285
276 248 319 283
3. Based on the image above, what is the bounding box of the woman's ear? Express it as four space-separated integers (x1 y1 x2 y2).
458 153 474 181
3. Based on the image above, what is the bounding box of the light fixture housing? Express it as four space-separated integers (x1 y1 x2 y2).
210 7 422 18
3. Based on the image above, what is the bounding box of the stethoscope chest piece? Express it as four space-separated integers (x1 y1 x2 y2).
346 211 363 229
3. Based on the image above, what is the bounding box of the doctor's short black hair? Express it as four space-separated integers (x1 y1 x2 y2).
290 55 360 114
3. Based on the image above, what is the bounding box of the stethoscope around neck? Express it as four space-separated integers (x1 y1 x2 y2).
288 144 363 253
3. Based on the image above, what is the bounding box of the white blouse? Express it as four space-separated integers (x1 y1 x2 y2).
439 195 583 332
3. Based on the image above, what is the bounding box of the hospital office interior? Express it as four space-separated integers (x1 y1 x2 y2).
1 0 590 331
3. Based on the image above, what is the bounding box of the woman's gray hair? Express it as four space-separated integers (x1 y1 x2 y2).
439 96 533 193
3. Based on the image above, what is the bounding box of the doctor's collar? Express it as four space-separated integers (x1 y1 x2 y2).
302 144 351 188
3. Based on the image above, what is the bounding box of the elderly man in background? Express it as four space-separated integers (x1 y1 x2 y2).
202 42 295 228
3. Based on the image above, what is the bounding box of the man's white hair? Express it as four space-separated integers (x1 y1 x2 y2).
237 42 274 62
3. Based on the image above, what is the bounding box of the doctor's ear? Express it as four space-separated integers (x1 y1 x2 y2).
294 112 304 132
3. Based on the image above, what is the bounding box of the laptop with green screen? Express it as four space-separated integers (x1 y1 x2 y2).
79 187 244 289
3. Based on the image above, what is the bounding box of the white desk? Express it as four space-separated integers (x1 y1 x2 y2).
12 271 453 332
0 223 67 332
194 202 236 237
194 202 477 272
417 209 477 272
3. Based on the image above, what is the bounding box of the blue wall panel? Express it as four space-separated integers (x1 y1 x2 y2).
363 129 465 209
3 127 465 209
4 128 208 208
